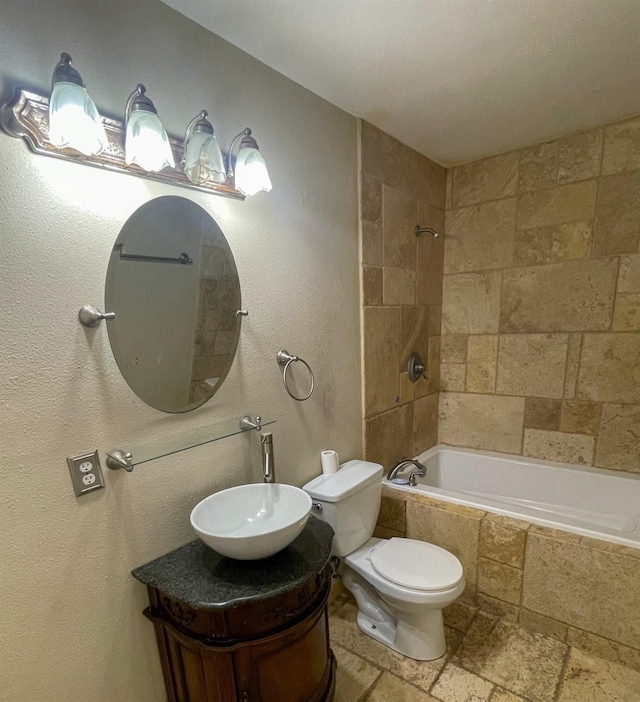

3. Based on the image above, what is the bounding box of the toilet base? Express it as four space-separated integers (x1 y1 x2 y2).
343 567 448 661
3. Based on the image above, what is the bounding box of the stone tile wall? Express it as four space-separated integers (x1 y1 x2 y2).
377 487 640 671
441 116 640 474
359 121 447 466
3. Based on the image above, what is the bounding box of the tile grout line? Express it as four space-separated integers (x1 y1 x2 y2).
552 644 573 702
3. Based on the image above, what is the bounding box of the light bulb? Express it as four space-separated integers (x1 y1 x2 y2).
125 110 175 173
49 82 107 156
235 147 272 196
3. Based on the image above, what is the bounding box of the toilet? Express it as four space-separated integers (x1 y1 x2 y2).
303 459 464 661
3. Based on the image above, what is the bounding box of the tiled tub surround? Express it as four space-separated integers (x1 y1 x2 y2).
359 120 446 467
440 114 640 475
375 481 640 674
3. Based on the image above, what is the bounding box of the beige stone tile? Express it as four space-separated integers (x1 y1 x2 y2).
478 558 523 605
407 498 482 603
441 334 468 363
466 335 498 394
595 403 640 473
364 306 400 416
362 265 383 306
500 259 617 333
399 372 414 405
443 601 478 633
413 393 438 455
362 220 383 266
373 525 404 540
409 493 486 519
439 392 524 455
558 129 604 183
519 141 558 192
417 203 445 305
332 644 381 702
523 429 595 465
444 199 516 274
455 620 567 702
328 580 352 616
378 494 406 532
594 171 640 255
383 267 415 305
400 306 429 371
497 334 568 398
602 115 640 175
528 524 582 544
441 363 466 392
560 401 602 435
523 533 640 649
577 333 640 403
427 336 441 395
480 514 529 568
477 594 519 622
429 305 442 336
365 404 413 469
442 271 501 334
618 253 640 293
516 180 597 230
489 690 527 702
361 172 382 223
557 647 640 701
368 673 439 702
612 292 640 331
524 398 562 431
452 152 519 208
382 184 418 269
431 663 494 701
563 334 582 399
330 603 451 694
567 627 640 673
513 222 592 267
445 168 453 210
519 610 568 642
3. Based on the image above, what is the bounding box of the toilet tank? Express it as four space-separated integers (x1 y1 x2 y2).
302 460 384 557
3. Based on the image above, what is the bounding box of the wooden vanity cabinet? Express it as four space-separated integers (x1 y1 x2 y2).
143 566 335 702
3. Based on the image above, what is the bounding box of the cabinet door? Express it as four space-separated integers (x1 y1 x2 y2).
234 607 332 702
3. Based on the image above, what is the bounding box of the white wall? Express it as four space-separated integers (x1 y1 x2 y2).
0 1 361 699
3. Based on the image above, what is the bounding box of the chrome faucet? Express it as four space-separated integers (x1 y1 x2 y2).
261 432 275 483
387 457 426 486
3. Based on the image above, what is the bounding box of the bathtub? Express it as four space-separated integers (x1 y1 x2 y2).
383 445 640 549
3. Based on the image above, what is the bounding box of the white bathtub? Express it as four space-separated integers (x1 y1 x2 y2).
383 446 640 549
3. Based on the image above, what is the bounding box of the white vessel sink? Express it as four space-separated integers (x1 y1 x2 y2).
190 483 312 560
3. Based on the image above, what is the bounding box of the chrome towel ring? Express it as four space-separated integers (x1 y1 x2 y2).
277 349 315 401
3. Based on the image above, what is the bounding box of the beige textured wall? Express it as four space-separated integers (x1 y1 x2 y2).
0 2 361 700
440 116 640 473
359 121 446 468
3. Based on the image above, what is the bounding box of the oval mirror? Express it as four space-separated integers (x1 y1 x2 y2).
105 196 241 412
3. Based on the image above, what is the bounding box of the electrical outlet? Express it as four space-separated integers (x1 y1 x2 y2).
67 450 105 497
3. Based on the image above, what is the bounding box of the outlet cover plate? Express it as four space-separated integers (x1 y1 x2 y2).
67 450 105 497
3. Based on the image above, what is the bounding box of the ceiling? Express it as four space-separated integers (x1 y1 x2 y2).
162 0 640 166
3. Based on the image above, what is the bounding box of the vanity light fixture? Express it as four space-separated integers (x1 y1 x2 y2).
183 110 225 185
48 52 107 156
124 84 175 172
227 128 272 196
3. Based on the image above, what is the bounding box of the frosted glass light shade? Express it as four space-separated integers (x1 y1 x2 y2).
184 131 225 184
48 82 107 156
235 147 272 196
125 110 175 172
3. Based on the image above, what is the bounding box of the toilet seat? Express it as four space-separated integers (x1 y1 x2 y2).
369 538 463 592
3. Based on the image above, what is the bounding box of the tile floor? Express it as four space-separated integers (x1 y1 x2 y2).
328 587 640 702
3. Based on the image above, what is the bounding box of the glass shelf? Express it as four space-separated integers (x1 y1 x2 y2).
105 415 275 471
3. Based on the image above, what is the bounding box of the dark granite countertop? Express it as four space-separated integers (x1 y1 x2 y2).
132 516 334 610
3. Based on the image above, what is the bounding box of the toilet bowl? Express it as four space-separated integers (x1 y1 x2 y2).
303 460 464 661
342 537 464 660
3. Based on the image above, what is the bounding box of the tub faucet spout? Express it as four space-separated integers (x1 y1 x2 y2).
387 458 426 486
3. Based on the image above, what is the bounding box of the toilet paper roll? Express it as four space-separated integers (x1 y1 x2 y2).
321 450 340 475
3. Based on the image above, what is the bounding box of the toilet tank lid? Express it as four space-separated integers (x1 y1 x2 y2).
303 460 383 502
